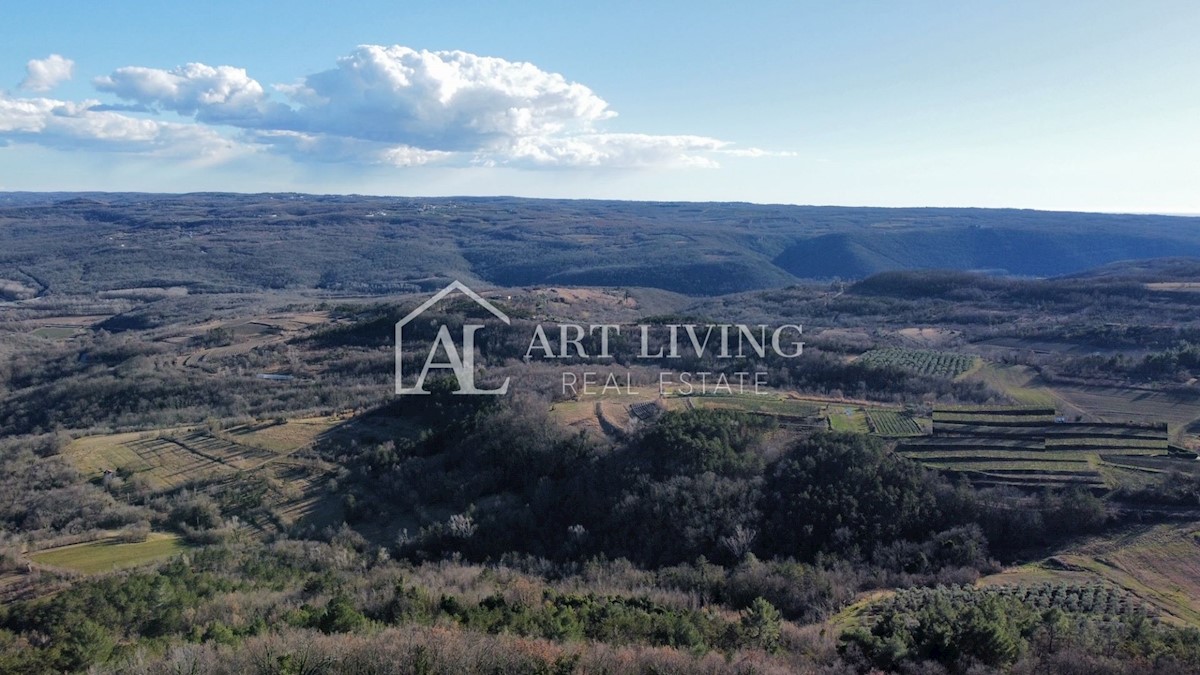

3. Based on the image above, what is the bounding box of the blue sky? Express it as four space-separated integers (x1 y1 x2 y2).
1 1 1197 212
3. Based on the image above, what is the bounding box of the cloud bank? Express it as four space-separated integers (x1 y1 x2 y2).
1 45 784 169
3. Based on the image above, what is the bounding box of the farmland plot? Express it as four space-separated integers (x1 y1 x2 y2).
866 410 923 436
859 347 978 378
66 422 321 490
30 533 186 574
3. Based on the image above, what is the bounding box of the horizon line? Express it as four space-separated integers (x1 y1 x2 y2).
0 189 1197 219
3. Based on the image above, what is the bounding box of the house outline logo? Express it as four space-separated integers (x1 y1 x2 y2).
394 280 510 395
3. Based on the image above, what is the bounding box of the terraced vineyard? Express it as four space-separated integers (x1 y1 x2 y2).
902 401 1171 492
1100 454 1200 475
933 406 1056 433
859 347 978 378
866 409 923 436
908 406 1097 489
898 406 1170 491
1046 422 1170 454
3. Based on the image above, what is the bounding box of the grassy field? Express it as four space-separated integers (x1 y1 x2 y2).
550 399 608 436
222 416 340 453
925 460 1095 472
909 454 1146 489
1046 438 1168 453
829 407 870 433
933 407 1056 424
31 533 186 574
67 429 187 480
900 439 1048 452
30 326 79 339
68 430 257 489
1049 382 1200 445
1101 455 1200 474
963 361 1200 449
549 389 667 437
689 393 820 417
968 363 1074 411
980 523 1200 626
903 449 1090 462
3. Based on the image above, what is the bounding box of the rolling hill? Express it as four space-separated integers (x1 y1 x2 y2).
2 193 1200 297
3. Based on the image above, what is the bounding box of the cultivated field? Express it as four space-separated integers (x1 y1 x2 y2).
222 416 340 453
967 363 1074 410
30 326 79 340
1049 382 1200 445
858 347 978 379
899 405 1173 491
866 409 923 436
980 523 1200 626
691 393 820 418
828 407 870 433
66 418 339 490
1101 455 1200 475
30 533 186 574
68 429 268 489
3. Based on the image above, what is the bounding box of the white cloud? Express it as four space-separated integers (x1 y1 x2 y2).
490 133 727 168
0 93 240 158
246 129 451 166
720 147 798 158
3 45 789 169
94 63 284 125
379 144 454 167
19 54 75 92
275 45 616 150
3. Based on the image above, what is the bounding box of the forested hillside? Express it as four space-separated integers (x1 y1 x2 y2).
3 193 1200 296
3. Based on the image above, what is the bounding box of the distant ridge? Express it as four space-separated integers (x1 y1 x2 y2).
1059 257 1200 281
2 193 1200 296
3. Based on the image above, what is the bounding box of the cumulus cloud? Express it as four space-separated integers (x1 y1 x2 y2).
94 63 286 125
0 93 239 158
19 54 75 92
3 45 787 169
275 45 616 150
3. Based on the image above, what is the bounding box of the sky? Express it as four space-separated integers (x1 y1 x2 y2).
1 0 1198 212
